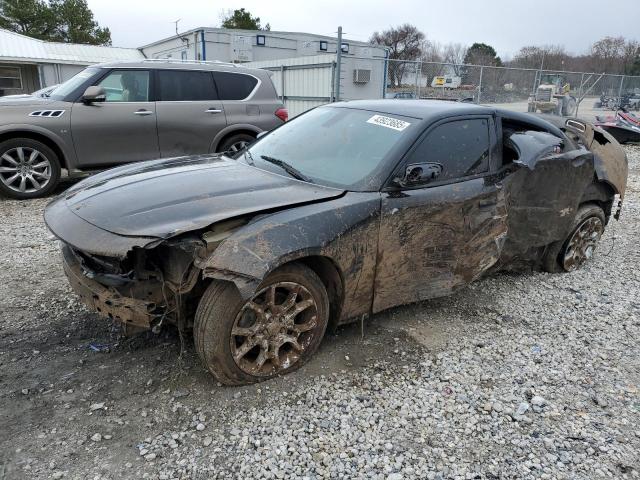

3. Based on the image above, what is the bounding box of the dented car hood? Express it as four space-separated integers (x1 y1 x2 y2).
47 155 344 240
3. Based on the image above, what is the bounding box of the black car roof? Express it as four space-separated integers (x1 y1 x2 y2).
328 99 565 137
328 99 493 120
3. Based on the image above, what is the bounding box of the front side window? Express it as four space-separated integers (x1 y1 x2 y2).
213 72 258 100
406 118 490 182
241 107 416 190
157 70 217 101
97 70 149 102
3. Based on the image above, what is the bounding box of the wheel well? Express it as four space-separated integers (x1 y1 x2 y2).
0 130 67 169
214 129 257 153
294 256 344 328
580 180 615 222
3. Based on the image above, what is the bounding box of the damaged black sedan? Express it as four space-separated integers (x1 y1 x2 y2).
45 100 628 385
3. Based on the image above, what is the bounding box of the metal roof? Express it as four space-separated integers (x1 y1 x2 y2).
0 28 144 65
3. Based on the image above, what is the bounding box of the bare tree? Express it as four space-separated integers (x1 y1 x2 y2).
370 24 425 87
442 42 468 75
511 45 568 70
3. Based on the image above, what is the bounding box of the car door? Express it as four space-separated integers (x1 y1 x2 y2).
70 69 159 167
373 116 508 313
154 69 227 157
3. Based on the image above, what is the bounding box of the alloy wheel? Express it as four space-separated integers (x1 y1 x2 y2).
0 147 52 194
562 216 604 271
230 281 320 377
227 141 249 153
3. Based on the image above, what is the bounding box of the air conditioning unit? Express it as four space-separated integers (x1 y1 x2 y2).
353 69 371 84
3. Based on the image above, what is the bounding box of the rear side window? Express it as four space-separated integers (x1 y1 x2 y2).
157 70 217 101
213 72 258 100
408 118 490 181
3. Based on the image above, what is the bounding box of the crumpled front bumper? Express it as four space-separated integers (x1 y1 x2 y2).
62 245 156 329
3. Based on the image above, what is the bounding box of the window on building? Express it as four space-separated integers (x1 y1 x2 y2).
341 43 349 53
157 70 218 101
213 72 258 100
0 66 22 89
181 51 188 60
97 70 149 102
405 119 490 182
319 41 328 51
256 34 266 46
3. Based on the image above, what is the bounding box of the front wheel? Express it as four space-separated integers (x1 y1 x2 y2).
194 263 329 385
0 138 61 199
543 204 606 273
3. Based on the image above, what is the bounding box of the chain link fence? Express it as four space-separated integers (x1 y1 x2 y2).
383 58 640 121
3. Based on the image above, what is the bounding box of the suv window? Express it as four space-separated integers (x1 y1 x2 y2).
157 70 217 101
213 72 258 100
97 70 149 102
407 118 490 181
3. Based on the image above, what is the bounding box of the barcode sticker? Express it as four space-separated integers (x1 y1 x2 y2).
366 115 411 131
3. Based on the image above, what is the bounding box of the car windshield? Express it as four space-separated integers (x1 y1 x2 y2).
49 67 100 100
241 106 416 190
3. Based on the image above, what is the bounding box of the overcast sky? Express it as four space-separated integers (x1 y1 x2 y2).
87 0 639 58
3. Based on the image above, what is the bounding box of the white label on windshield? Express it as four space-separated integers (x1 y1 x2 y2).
366 115 410 131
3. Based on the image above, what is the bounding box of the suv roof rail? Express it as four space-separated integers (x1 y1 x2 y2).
140 58 241 68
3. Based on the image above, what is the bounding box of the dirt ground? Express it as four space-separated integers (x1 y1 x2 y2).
1 147 639 479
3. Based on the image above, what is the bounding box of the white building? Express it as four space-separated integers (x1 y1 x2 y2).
140 27 386 65
0 28 143 96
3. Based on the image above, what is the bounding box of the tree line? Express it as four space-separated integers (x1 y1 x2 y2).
369 24 640 76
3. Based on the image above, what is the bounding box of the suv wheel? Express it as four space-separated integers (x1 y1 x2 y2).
0 138 61 199
543 204 606 273
217 133 255 154
194 263 330 385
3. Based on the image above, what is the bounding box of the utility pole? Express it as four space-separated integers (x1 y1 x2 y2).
335 26 343 102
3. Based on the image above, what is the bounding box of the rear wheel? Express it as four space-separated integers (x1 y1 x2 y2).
543 204 606 273
217 133 255 155
0 138 61 199
194 263 329 385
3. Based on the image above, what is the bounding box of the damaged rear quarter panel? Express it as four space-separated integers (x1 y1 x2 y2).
196 192 381 323
499 132 596 261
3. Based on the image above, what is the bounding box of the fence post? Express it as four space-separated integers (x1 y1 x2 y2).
414 62 419 98
280 65 285 102
334 26 343 102
417 61 422 99
477 66 483 104
617 75 625 106
575 72 585 117
330 61 336 102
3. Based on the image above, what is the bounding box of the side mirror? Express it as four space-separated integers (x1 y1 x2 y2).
397 162 443 187
82 86 106 104
256 131 268 139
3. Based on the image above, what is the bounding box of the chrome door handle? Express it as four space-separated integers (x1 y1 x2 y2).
205 108 223 114
134 110 153 116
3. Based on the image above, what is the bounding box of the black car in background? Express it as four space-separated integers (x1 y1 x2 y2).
45 100 627 385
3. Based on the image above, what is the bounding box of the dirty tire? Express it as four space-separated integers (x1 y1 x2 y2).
0 138 61 199
542 203 606 273
194 263 330 385
217 133 255 154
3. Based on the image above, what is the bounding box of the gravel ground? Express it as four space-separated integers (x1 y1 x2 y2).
1 146 639 480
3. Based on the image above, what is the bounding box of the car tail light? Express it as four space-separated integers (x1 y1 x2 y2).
275 108 288 122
